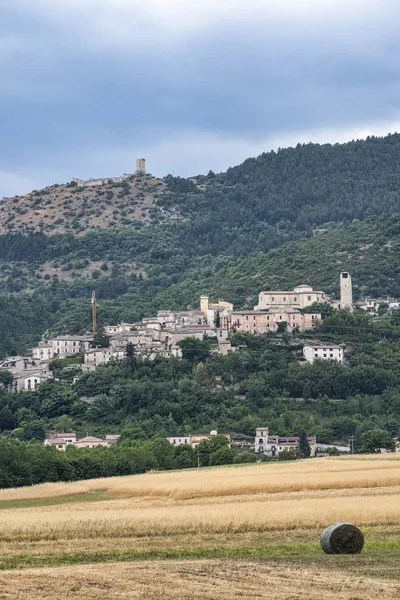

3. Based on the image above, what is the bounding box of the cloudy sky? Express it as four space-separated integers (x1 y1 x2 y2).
1 0 400 196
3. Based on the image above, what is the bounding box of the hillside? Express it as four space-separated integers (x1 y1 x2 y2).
0 173 181 235
2 133 400 353
0 212 399 359
125 213 400 315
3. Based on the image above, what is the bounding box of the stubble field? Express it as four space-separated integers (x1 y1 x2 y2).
1 455 400 599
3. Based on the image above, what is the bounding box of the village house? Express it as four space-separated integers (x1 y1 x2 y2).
31 343 54 361
0 356 52 391
83 347 126 371
303 344 344 364
46 335 93 359
13 370 51 391
255 427 317 457
44 433 120 450
254 285 330 310
104 323 136 335
167 430 230 448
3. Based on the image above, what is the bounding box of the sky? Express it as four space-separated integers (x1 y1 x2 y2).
2 0 400 196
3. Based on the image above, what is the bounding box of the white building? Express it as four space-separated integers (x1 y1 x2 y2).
167 435 191 446
31 343 55 362
13 371 51 391
303 345 344 364
44 433 120 450
255 427 317 457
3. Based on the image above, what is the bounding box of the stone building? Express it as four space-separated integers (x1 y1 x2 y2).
254 285 329 310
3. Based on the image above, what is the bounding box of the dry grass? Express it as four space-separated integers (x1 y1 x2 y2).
2 491 400 542
1 455 399 502
1 457 400 597
0 457 400 542
0 559 399 600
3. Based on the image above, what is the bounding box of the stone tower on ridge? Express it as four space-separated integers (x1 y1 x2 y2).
136 158 146 174
340 272 353 310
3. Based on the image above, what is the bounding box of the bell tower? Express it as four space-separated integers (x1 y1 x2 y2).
340 272 353 310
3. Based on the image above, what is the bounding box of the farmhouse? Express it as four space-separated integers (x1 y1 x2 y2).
303 344 344 364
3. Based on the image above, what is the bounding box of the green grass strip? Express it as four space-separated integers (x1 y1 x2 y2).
1 540 400 573
0 490 110 510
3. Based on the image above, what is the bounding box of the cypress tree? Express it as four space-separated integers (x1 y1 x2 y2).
299 431 311 458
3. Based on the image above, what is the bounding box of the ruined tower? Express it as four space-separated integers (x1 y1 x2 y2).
340 272 353 310
136 158 146 174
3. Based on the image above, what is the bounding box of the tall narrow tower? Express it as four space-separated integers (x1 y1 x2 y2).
91 291 97 335
340 272 353 310
136 158 146 174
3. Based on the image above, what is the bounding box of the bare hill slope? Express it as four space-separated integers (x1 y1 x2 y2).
0 173 182 235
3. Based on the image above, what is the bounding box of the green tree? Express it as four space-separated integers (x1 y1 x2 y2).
178 338 210 363
91 326 110 349
174 444 196 469
278 448 301 461
298 432 311 458
359 429 395 453
0 370 13 388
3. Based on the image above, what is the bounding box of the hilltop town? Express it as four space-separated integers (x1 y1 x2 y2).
0 273 357 390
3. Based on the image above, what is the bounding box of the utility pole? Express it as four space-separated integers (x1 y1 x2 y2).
91 291 97 336
348 435 356 454
197 448 200 468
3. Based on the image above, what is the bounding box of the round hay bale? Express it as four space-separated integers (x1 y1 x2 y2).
320 523 364 554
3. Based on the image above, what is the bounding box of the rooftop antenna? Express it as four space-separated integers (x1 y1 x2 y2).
91 291 97 335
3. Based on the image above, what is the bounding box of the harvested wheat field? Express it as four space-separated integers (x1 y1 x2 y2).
1 456 400 599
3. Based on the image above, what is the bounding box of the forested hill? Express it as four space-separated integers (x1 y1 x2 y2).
160 132 400 237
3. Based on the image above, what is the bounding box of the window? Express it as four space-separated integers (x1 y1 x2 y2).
253 316 256 320
283 297 286 301
280 316 282 320
246 316 248 320
173 440 176 444
294 297 297 302
259 438 263 443
308 296 312 301
271 297 275 302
